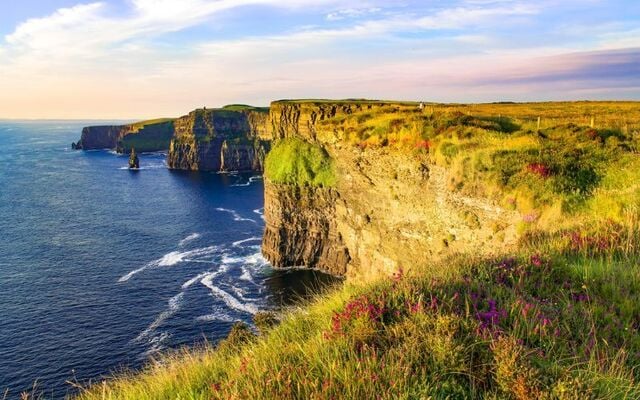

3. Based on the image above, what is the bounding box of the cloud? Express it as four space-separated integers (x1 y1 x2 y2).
0 0 637 118
326 7 381 21
478 48 640 88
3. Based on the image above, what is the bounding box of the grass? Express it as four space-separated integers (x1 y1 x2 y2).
264 137 336 187
119 119 175 153
221 104 269 112
313 101 640 231
70 212 640 399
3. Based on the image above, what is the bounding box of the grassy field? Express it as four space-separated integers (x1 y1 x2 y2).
49 101 640 399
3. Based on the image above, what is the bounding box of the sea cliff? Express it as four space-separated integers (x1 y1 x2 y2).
75 105 273 172
262 100 519 279
166 106 271 172
73 119 174 153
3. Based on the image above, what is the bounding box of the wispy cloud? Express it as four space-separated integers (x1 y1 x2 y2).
0 0 637 118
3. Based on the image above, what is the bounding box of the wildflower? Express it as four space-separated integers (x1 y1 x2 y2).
526 162 551 177
415 139 431 150
522 212 538 223
521 302 534 318
530 254 544 267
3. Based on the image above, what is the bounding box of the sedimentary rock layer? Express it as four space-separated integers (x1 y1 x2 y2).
262 101 520 279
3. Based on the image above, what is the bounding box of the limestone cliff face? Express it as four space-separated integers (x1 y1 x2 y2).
269 101 391 140
262 101 520 279
74 120 174 153
74 125 132 150
262 184 350 275
167 108 271 172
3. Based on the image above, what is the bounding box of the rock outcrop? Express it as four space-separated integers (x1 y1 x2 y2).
74 106 272 173
128 148 139 169
262 101 521 279
167 108 272 172
262 184 350 275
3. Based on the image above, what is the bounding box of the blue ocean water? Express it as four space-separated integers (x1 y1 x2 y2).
0 121 337 398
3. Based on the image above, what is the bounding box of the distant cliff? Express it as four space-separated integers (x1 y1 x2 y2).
167 106 272 172
74 105 273 172
73 119 174 153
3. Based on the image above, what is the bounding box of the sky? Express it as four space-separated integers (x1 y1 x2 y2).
0 0 638 119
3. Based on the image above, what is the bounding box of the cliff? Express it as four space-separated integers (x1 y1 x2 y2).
262 100 521 279
74 105 272 172
167 107 272 172
73 119 174 153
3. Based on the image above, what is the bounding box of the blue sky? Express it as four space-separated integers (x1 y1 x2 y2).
0 0 638 119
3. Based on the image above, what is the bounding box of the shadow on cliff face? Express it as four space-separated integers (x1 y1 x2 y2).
264 268 343 307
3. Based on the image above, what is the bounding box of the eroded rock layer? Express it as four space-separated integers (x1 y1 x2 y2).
262 101 521 279
262 183 350 276
167 108 271 172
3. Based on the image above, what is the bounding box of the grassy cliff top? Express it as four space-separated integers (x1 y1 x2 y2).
308 101 640 231
221 104 269 112
75 216 640 399
272 98 422 106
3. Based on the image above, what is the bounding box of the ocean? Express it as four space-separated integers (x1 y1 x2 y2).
0 121 337 398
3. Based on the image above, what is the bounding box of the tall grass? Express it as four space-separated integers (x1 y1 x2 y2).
69 211 640 399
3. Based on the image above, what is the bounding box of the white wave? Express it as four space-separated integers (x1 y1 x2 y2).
232 236 261 247
230 175 263 187
135 292 184 342
181 271 210 289
215 207 256 223
118 245 219 282
230 181 251 187
239 267 253 282
201 275 258 315
117 162 166 171
223 251 266 266
118 265 149 283
253 208 265 221
141 332 171 358
179 233 201 247
196 313 235 323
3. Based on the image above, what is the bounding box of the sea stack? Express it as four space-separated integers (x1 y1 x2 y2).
128 147 139 169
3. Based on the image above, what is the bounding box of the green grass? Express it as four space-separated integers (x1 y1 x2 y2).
221 104 269 112
119 119 175 152
310 101 640 231
264 137 336 187
71 213 640 399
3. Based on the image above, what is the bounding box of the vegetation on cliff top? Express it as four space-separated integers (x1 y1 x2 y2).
264 137 336 187
317 101 640 232
119 119 175 153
